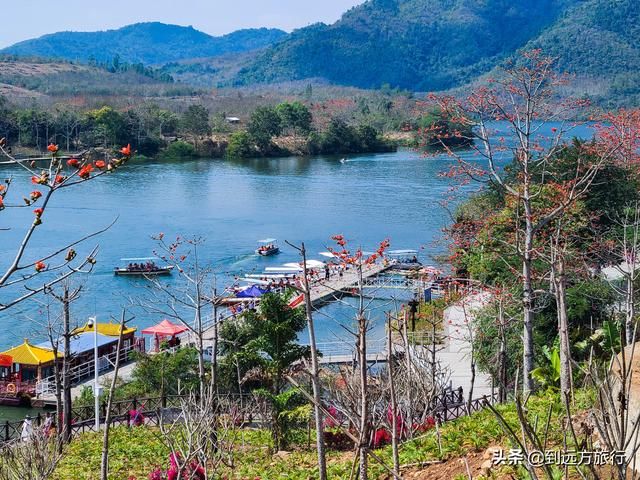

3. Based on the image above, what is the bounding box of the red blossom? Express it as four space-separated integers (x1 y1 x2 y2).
94 160 106 169
78 164 94 179
120 144 132 156
33 207 44 217
66 158 80 168
30 190 42 201
35 261 47 272
55 175 65 184
47 144 59 153
0 196 4 209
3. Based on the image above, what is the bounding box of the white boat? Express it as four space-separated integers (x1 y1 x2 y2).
256 238 280 256
387 250 422 271
114 257 174 276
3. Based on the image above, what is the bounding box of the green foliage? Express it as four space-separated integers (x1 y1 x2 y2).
255 387 309 450
160 140 197 159
218 293 310 393
236 0 569 91
275 101 312 135
247 105 282 149
127 347 201 396
225 131 255 159
575 319 622 357
53 389 596 479
314 118 391 154
180 104 211 140
530 343 561 390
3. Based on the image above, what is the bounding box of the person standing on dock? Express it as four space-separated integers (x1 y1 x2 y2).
21 415 34 442
324 264 330 281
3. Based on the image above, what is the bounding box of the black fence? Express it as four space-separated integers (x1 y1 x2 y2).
1 389 499 444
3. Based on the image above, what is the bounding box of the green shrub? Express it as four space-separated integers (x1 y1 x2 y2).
225 131 255 158
160 140 196 159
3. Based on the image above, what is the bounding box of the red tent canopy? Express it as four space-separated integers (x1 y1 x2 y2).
141 319 188 336
0 354 12 368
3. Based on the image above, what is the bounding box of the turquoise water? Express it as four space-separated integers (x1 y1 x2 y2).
0 148 457 348
0 122 596 351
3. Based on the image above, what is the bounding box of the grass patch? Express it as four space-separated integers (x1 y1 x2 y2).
53 389 595 479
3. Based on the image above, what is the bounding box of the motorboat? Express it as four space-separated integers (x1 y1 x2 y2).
114 257 174 276
256 238 280 256
387 250 422 271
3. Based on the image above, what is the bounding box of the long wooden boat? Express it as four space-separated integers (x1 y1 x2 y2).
114 257 174 276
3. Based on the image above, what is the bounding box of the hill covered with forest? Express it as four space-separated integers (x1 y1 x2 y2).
0 22 287 65
233 0 640 104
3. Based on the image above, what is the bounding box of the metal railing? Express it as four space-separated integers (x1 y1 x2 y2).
36 344 140 397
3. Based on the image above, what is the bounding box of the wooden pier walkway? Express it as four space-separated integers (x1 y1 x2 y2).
307 262 392 306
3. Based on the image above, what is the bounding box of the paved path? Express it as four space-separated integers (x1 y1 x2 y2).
438 292 493 397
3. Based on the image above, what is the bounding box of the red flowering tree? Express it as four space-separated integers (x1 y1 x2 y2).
429 50 621 393
325 235 391 480
0 142 131 310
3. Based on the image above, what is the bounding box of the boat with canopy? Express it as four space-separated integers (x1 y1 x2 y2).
114 257 174 276
256 238 280 256
387 249 422 271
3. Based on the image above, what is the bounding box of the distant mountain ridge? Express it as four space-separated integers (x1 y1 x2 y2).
230 0 640 104
2 1 640 106
1 22 288 65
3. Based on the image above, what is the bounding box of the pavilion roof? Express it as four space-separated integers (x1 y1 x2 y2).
0 340 60 366
72 321 136 337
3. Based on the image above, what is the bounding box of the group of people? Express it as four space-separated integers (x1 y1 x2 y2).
257 243 277 254
127 261 157 272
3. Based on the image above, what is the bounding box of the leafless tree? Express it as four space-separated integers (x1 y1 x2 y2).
100 310 131 480
430 51 618 392
604 201 640 346
142 235 215 398
0 142 130 311
285 240 327 480
156 388 241 479
0 431 63 480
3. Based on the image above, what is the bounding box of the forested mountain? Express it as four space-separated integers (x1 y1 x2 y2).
3 0 639 104
234 0 571 91
233 0 640 103
527 0 640 105
1 23 287 65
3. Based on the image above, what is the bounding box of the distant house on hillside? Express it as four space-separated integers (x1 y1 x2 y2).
225 116 241 124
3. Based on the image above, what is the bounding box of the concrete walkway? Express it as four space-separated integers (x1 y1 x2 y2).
439 292 493 397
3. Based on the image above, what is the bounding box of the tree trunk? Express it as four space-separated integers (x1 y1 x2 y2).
498 312 507 403
522 215 535 393
300 243 327 479
387 315 400 476
553 257 573 400
358 313 369 480
626 275 635 346
62 289 72 444
101 313 126 480
357 266 369 480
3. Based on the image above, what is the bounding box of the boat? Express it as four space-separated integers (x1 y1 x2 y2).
387 250 422 271
256 238 280 256
114 257 174 276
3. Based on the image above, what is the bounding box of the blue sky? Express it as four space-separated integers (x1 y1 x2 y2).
0 0 364 48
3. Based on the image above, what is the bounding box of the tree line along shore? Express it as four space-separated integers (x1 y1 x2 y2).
0 93 472 161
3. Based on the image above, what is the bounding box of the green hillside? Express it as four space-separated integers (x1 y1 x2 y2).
234 0 570 91
1 22 287 65
527 0 640 106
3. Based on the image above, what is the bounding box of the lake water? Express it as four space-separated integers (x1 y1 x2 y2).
0 122 596 420
1 147 457 348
